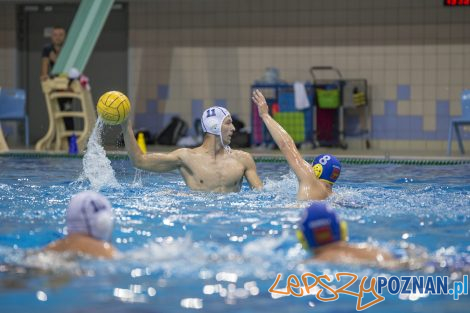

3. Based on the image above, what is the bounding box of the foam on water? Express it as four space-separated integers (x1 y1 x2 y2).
263 171 298 196
79 118 119 190
0 246 83 275
1 159 469 312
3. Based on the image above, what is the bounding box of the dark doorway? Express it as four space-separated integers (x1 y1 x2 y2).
17 2 128 146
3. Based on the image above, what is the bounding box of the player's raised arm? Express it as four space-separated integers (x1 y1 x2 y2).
251 89 313 182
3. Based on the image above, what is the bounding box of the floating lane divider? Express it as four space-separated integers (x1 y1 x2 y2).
1 152 470 165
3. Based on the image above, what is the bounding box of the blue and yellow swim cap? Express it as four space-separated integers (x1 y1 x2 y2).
312 154 341 184
296 202 348 250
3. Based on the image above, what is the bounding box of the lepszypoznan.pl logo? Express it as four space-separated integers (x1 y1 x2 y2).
269 272 468 311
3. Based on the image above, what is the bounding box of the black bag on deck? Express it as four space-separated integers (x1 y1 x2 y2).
232 116 245 130
156 116 188 145
231 131 251 148
230 116 250 148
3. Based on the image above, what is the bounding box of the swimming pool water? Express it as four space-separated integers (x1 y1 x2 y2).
0 157 469 313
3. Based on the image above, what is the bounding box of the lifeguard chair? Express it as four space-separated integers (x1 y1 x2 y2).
0 124 8 152
35 76 96 152
34 0 115 152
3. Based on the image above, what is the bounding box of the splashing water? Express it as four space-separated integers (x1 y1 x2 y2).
79 118 119 190
0 160 469 312
132 169 143 187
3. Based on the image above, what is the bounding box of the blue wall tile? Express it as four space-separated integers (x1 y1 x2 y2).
371 89 470 141
372 116 386 132
423 132 437 140
395 131 409 140
385 116 397 132
384 100 397 116
135 113 159 134
135 98 168 135
409 118 422 132
214 99 227 108
397 85 411 101
399 118 411 132
146 100 157 113
157 85 169 100
436 100 450 116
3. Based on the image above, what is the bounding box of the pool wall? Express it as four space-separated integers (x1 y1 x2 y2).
1 1 470 154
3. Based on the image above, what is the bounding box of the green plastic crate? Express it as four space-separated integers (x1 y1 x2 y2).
273 112 305 143
316 88 340 109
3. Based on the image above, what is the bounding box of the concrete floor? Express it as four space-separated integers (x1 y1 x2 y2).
3 138 470 161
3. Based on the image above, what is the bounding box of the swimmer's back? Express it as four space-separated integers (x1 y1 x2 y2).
45 233 116 259
313 241 396 267
297 173 331 200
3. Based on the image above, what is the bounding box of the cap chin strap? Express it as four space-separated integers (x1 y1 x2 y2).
218 116 231 153
220 135 231 153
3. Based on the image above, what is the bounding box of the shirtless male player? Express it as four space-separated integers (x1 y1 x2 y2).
252 89 341 200
121 107 263 193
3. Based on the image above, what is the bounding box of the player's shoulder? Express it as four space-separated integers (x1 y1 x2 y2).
231 149 255 163
171 147 192 157
172 147 209 159
231 148 249 157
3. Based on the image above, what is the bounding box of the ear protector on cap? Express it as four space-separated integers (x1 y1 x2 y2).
312 154 342 184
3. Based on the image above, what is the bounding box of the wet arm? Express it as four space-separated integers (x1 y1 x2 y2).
121 119 182 172
252 90 312 181
243 153 263 190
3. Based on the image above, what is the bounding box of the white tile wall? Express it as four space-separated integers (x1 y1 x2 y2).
126 0 470 152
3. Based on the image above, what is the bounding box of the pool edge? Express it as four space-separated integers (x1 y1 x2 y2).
2 150 470 165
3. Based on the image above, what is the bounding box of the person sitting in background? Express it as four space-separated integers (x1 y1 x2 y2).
121 107 263 193
252 89 341 200
40 26 74 131
297 202 397 267
45 191 117 259
40 26 66 81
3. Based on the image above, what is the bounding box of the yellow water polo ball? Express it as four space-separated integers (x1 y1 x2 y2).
96 91 131 125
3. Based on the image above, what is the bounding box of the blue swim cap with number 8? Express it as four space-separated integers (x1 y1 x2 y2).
312 154 341 184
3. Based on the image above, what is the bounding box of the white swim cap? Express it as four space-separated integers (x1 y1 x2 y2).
201 106 232 151
66 191 114 242
201 106 231 136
